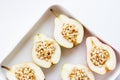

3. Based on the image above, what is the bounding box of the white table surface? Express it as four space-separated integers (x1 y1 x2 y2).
0 0 120 79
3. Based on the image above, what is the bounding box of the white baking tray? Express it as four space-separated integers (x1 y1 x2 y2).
0 5 120 80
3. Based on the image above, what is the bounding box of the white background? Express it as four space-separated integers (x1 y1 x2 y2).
0 0 120 79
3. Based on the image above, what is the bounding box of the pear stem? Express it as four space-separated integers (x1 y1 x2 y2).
2 65 10 71
50 9 58 18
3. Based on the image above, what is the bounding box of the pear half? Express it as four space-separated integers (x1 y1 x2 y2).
2 63 45 80
32 34 61 68
86 36 116 75
50 9 84 48
61 64 95 80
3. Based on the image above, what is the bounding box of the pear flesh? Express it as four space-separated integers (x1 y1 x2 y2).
5 63 45 80
86 36 116 75
54 15 84 48
32 34 61 68
61 64 95 80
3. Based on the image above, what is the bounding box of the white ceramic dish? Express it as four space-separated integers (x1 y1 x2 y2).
0 5 120 80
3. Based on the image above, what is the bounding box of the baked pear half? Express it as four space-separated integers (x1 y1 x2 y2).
2 63 45 80
32 34 61 68
61 64 95 80
86 36 116 75
50 9 84 48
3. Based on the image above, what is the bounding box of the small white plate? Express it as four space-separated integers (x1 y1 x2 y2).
0 5 120 80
